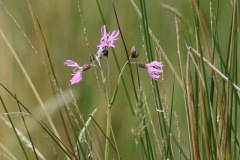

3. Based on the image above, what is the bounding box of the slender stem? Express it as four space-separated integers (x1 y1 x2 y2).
104 60 133 159
97 58 135 159
107 58 111 95
102 74 109 103
95 58 112 160
105 106 112 160
96 58 110 104
110 61 133 105
98 64 111 160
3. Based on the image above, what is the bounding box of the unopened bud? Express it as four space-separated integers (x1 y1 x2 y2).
130 45 138 58
137 62 146 68
82 64 91 71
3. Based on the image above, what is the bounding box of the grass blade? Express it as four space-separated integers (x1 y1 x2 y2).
0 96 30 160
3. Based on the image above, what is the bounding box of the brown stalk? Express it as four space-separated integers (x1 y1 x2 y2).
186 52 200 160
189 48 240 92
195 32 210 160
224 0 237 159
191 0 224 159
190 52 223 159
189 47 225 160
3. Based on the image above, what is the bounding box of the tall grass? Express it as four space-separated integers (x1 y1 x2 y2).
0 0 239 159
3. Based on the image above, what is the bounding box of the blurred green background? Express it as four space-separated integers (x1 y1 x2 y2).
0 0 236 159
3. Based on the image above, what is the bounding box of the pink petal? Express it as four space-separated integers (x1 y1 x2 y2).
64 60 80 68
150 74 160 80
101 25 107 37
70 71 82 84
147 62 163 80
110 30 119 40
98 25 119 49
149 61 164 68
148 68 163 75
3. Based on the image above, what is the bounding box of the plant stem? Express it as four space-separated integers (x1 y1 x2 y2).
105 106 112 160
110 61 133 105
99 59 134 159
104 61 132 159
96 57 112 160
97 58 109 104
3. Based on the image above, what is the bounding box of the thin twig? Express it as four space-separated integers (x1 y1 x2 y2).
0 112 30 117
189 46 240 92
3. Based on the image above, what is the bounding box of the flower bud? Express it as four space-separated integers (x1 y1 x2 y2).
130 45 138 58
82 64 91 71
137 62 146 68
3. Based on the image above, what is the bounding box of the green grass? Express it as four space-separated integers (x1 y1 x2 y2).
0 0 239 159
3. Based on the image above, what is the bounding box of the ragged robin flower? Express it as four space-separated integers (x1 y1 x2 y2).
64 60 91 85
138 61 163 80
97 25 119 59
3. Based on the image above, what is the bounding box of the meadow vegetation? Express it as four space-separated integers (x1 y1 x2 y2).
0 0 239 159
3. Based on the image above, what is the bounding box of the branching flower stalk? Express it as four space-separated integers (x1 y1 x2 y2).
64 25 164 159
110 61 130 105
65 25 120 160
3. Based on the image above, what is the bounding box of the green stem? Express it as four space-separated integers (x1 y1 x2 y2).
97 59 109 104
104 106 112 160
97 58 136 159
95 58 112 160
104 61 134 159
110 61 135 105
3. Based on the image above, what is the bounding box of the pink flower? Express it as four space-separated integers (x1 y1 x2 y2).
138 61 163 80
97 25 119 59
64 60 91 85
